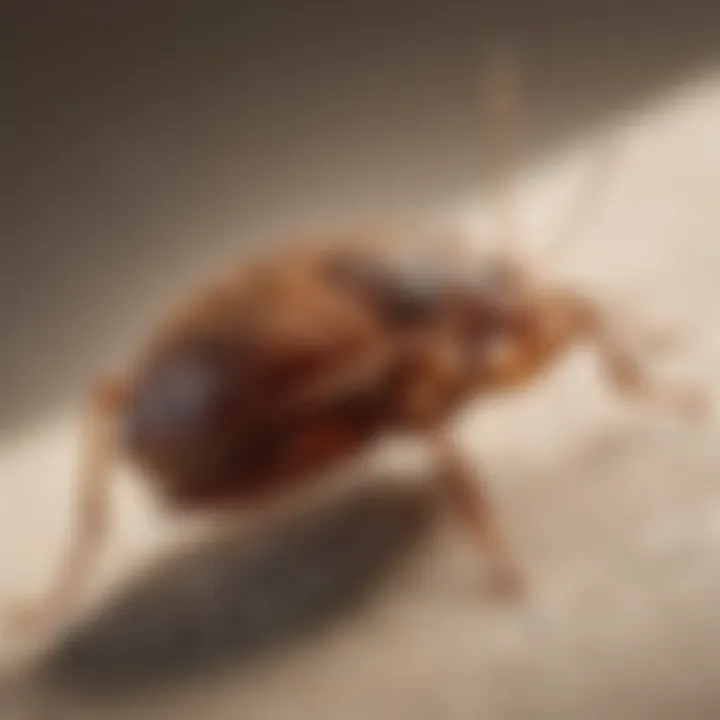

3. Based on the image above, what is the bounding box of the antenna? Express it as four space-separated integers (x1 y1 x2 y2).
479 40 525 258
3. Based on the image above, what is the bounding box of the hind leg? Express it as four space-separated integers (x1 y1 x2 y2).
6 375 127 634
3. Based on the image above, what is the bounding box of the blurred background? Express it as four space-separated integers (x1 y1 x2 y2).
3 0 719 430
2 1 720 718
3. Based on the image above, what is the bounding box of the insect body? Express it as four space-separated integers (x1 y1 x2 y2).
7 52 707 633
8 234 703 634
121 242 516 509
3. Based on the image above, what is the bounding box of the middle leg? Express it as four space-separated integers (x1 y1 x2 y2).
430 430 524 597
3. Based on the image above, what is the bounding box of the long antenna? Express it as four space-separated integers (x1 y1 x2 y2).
480 40 524 258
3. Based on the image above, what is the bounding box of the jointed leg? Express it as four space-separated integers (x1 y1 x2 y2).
7 376 127 634
431 431 524 596
588 310 706 418
548 292 707 418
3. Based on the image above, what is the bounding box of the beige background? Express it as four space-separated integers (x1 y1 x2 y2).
2 2 720 718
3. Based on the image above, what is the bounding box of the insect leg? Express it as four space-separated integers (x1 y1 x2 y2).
432 431 524 596
6 375 127 634
392 334 523 595
564 294 708 418
596 333 706 417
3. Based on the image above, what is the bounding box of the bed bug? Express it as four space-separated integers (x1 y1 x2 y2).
6 49 707 634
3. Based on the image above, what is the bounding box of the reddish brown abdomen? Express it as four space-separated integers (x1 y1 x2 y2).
163 380 394 509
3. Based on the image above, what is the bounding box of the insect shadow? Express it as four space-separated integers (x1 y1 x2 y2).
29 476 441 704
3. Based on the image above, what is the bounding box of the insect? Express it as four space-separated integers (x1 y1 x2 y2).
7 49 707 634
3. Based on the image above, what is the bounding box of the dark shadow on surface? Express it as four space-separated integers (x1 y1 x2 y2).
1 1 720 431
13 478 440 713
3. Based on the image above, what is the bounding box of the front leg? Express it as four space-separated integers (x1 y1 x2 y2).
515 289 709 419
575 297 707 418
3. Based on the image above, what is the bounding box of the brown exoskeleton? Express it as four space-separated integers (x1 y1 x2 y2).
7 49 707 634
